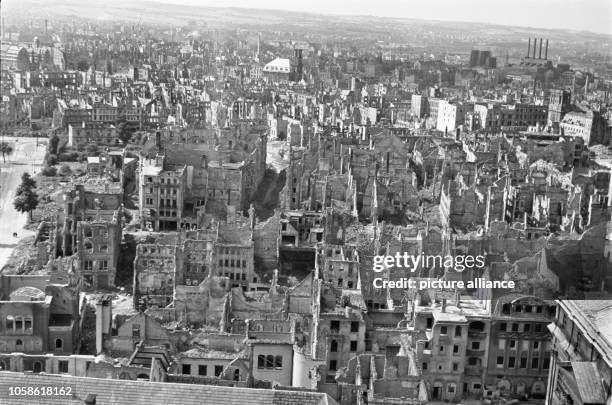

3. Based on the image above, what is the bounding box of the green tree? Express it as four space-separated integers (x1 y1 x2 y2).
14 173 39 220
0 142 13 163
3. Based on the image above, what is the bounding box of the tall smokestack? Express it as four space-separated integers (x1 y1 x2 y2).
532 39 537 58
527 38 531 57
539 38 543 59
545 39 549 60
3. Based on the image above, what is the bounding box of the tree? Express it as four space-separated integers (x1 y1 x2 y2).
49 134 60 155
116 121 134 145
58 164 72 177
0 142 13 163
14 173 39 220
77 59 89 72
17 48 30 71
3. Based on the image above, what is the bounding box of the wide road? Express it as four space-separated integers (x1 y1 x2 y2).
0 137 47 270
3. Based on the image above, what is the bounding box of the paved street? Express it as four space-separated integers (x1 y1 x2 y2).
0 137 47 269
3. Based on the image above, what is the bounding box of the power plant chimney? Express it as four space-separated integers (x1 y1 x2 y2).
532 38 537 58
545 39 549 60
527 38 531 57
539 38 543 59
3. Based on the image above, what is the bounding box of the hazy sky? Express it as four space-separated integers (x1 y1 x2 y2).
157 0 612 35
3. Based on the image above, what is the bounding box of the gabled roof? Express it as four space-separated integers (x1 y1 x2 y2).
0 371 338 405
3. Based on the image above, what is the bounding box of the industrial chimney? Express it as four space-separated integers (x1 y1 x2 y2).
539 38 543 59
527 38 531 57
532 39 537 58
545 39 549 60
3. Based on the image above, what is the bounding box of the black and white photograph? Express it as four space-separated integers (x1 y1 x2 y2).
0 0 611 403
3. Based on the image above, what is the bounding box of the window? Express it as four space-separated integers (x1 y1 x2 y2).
523 323 531 332
182 364 191 375
100 245 108 253
58 360 69 373
274 356 283 369
533 341 540 350
265 355 274 369
16 339 23 347
350 322 359 333
330 321 340 333
350 341 357 352
508 357 516 368
440 326 448 335
452 363 459 371
453 344 459 354
15 317 22 331
471 341 481 350
535 324 542 332
5 315 14 332
509 340 516 349
426 317 433 329
511 323 519 332
214 365 223 376
24 317 32 332
496 356 504 367
455 326 462 337
543 357 550 369
100 261 108 271
422 362 428 370
84 260 93 271
55 338 63 349
257 355 265 369
531 358 539 369
198 365 207 376
330 340 338 352
520 357 528 368
439 345 445 353
499 322 507 332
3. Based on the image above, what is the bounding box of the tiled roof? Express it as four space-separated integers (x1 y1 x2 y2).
0 371 338 405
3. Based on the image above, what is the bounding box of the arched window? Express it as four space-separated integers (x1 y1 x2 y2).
15 339 23 347
33 361 42 373
0 360 6 370
55 339 63 349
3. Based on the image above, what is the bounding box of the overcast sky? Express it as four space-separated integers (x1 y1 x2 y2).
157 0 612 35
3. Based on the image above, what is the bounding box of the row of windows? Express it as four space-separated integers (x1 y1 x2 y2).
501 303 555 316
330 340 358 352
83 227 108 239
5 316 33 333
498 322 546 333
329 278 354 288
181 363 224 377
330 321 360 333
498 338 547 351
257 355 283 369
83 242 108 253
496 355 550 370
218 259 247 268
83 260 108 271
